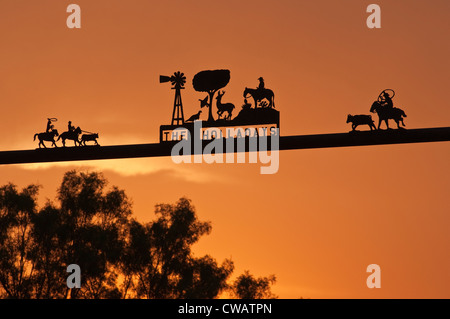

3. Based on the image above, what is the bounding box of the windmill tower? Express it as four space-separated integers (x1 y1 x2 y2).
160 71 186 126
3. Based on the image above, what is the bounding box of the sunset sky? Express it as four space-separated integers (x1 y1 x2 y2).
0 0 449 298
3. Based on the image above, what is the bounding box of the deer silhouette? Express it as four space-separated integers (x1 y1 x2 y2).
216 90 235 120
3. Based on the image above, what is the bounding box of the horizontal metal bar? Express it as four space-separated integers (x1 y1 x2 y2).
279 127 450 150
0 127 449 165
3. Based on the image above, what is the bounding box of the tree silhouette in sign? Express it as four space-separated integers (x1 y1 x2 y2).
193 69 230 122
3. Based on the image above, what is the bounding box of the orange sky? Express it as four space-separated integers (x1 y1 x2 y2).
0 0 449 298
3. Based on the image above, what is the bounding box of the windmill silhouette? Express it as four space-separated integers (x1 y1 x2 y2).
160 71 186 125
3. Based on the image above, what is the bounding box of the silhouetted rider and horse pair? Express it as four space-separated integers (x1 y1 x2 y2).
243 77 275 109
348 89 407 131
370 89 407 129
34 119 99 148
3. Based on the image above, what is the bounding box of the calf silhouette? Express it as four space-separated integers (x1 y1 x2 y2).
81 133 100 146
347 114 376 131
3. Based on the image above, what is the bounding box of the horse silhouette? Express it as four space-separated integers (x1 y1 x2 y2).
34 130 59 148
370 102 407 129
243 87 275 108
57 127 82 147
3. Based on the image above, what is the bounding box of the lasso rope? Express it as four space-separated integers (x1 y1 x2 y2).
377 89 395 101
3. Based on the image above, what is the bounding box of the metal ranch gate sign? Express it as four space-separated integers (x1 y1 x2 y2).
0 69 448 166
159 70 280 143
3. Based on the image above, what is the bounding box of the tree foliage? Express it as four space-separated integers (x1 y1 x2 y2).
192 69 230 93
121 198 233 299
0 184 39 298
231 271 277 299
0 171 131 299
0 170 276 299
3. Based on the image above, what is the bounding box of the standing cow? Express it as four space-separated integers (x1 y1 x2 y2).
346 114 376 131
80 133 100 146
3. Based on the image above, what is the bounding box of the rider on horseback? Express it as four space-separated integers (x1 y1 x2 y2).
68 121 76 132
243 77 275 109
370 89 407 129
46 119 53 132
257 77 265 91
380 91 394 111
256 77 266 108
46 118 56 132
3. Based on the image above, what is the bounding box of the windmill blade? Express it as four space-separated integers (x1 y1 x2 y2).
170 71 187 87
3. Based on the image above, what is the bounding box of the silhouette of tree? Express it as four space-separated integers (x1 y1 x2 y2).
0 171 131 299
121 198 233 298
231 270 277 299
44 170 132 298
0 184 39 298
0 170 276 299
193 69 230 122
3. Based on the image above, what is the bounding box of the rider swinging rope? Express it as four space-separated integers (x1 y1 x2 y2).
370 89 407 130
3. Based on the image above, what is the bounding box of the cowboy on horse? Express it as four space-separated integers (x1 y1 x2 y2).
370 89 407 129
243 77 275 108
258 77 265 90
34 129 59 148
57 120 83 147
68 121 76 133
33 118 59 148
46 118 57 132
380 91 394 110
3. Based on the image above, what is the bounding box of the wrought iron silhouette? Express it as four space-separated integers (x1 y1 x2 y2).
216 90 235 120
34 129 59 148
199 96 209 109
241 98 252 110
68 121 76 133
160 71 186 125
258 77 265 90
379 89 394 110
193 69 230 122
58 126 82 147
243 86 275 109
186 110 202 122
233 77 279 126
259 101 269 108
46 118 57 133
347 114 376 131
159 70 279 142
80 133 100 146
11 127 449 165
370 89 407 129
